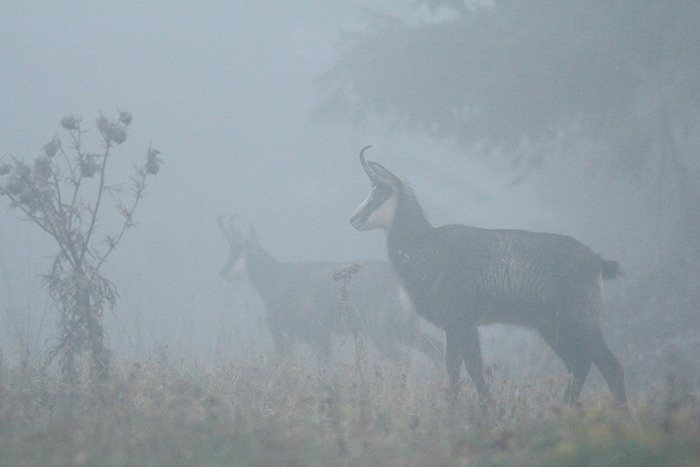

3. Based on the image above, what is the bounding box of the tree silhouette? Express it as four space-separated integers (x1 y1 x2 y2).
321 0 700 248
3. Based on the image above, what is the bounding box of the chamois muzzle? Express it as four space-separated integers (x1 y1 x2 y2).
350 211 366 230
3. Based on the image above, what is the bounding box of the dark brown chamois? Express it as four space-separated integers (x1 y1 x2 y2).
350 146 628 407
218 215 443 365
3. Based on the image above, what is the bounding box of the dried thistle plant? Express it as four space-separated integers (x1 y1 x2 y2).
0 112 162 386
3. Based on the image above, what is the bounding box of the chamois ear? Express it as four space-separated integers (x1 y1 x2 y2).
367 161 401 188
358 144 401 187
218 214 242 244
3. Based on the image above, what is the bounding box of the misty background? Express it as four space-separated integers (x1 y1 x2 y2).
1 2 698 391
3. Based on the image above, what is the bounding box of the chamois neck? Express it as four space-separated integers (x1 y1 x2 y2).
244 242 284 296
386 184 432 251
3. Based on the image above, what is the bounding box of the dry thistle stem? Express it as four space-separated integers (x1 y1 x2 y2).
0 111 162 386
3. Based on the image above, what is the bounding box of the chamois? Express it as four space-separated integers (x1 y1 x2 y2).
350 146 628 407
218 215 443 365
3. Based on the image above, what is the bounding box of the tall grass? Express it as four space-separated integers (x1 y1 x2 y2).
0 349 697 467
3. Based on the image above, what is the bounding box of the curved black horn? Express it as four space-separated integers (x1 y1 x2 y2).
359 145 380 183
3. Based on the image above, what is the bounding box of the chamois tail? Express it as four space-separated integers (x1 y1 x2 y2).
602 260 623 280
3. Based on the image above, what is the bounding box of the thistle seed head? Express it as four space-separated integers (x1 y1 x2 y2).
145 158 160 174
111 126 127 144
96 115 110 133
4 177 23 195
43 139 59 158
60 114 79 131
16 163 31 179
18 187 36 206
147 148 161 160
96 115 128 144
118 110 133 126
80 155 99 178
34 155 52 180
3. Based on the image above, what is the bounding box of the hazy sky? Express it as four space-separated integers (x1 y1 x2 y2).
0 2 425 360
0 2 652 362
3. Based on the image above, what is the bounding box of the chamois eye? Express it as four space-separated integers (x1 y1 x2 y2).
367 182 392 207
374 182 392 199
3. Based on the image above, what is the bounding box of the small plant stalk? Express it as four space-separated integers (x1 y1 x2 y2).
0 111 162 388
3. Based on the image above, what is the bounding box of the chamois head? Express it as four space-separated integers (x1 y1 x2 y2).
217 214 251 281
350 145 403 232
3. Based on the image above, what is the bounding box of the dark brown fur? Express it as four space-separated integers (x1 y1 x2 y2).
351 149 627 406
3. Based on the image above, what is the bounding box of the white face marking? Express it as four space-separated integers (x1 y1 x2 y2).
224 254 248 282
350 185 397 232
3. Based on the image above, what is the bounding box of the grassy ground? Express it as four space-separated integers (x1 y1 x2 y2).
0 352 697 467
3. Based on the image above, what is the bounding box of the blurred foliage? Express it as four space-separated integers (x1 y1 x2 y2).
319 0 700 169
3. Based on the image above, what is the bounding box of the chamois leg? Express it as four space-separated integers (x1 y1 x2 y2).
562 355 592 405
554 342 592 404
446 325 490 401
463 327 490 401
581 325 628 406
538 325 591 404
445 327 465 398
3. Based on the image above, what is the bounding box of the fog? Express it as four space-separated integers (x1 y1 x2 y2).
0 2 680 375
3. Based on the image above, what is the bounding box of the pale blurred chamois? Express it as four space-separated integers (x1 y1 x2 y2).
350 146 627 407
218 215 443 364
